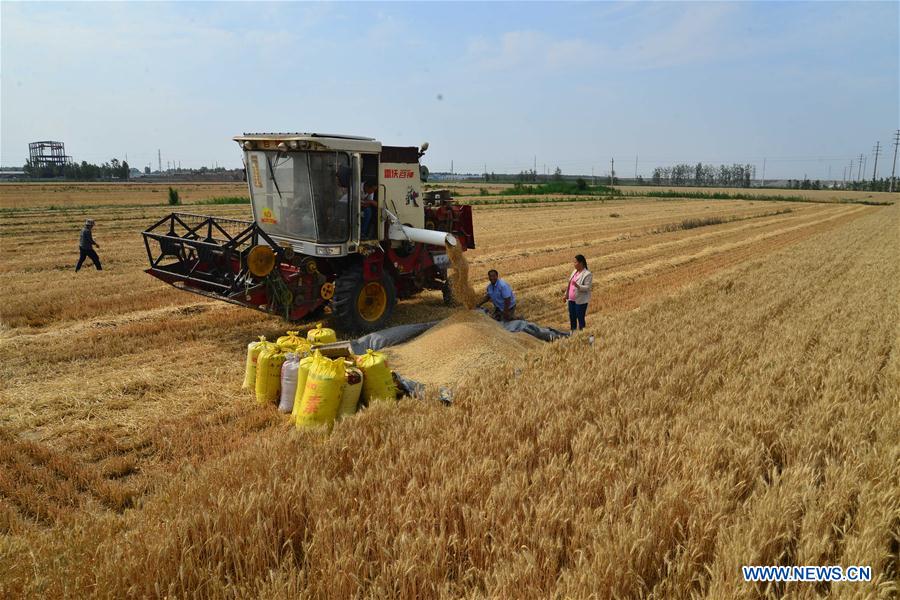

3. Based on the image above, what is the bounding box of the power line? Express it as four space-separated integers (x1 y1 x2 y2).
871 141 881 183
890 130 899 193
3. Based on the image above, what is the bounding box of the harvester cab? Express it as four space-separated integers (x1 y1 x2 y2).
142 132 475 331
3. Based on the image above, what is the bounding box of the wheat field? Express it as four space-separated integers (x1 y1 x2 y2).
0 184 897 598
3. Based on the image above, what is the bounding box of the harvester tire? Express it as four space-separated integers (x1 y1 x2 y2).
333 266 396 332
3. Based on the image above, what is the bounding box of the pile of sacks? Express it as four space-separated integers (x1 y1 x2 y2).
241 323 399 429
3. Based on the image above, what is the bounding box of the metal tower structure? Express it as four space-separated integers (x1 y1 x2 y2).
28 141 72 168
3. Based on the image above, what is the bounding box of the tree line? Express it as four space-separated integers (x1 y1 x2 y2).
24 158 130 180
651 163 754 187
830 178 893 192
511 167 579 183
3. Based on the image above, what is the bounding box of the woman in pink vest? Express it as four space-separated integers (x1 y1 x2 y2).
564 254 592 331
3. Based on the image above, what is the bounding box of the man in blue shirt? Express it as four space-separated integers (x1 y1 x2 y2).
477 269 516 321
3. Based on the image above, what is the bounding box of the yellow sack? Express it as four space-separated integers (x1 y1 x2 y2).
255 345 287 405
337 363 364 418
277 330 309 352
290 355 316 423
242 337 273 390
307 322 337 345
356 349 398 404
296 352 346 429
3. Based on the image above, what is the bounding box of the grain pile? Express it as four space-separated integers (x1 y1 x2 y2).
384 310 542 386
447 242 480 308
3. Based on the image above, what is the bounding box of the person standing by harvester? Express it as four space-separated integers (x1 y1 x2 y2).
75 219 102 272
360 179 378 239
477 269 516 321
565 254 592 331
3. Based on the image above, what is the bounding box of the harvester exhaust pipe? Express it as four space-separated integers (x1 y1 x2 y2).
384 209 457 247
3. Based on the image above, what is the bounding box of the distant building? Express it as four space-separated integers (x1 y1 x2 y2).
429 172 473 182
28 141 72 168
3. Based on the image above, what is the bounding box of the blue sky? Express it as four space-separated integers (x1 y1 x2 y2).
2 1 898 179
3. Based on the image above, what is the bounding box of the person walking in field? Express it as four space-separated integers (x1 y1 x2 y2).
477 269 516 321
75 219 102 271
565 254 592 331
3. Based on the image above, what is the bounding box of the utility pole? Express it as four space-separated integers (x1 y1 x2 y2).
856 154 864 181
450 160 453 175
871 141 881 183
890 130 900 192
849 159 854 184
610 157 615 182
761 158 766 187
634 155 638 180
158 149 162 172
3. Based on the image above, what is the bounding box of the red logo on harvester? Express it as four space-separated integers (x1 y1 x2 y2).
384 169 415 179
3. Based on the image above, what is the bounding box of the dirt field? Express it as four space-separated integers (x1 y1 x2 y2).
2 181 891 210
434 180 895 203
0 182 247 208
619 184 898 203
426 182 513 196
1 185 897 597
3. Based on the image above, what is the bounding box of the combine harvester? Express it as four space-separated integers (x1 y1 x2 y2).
142 133 475 331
